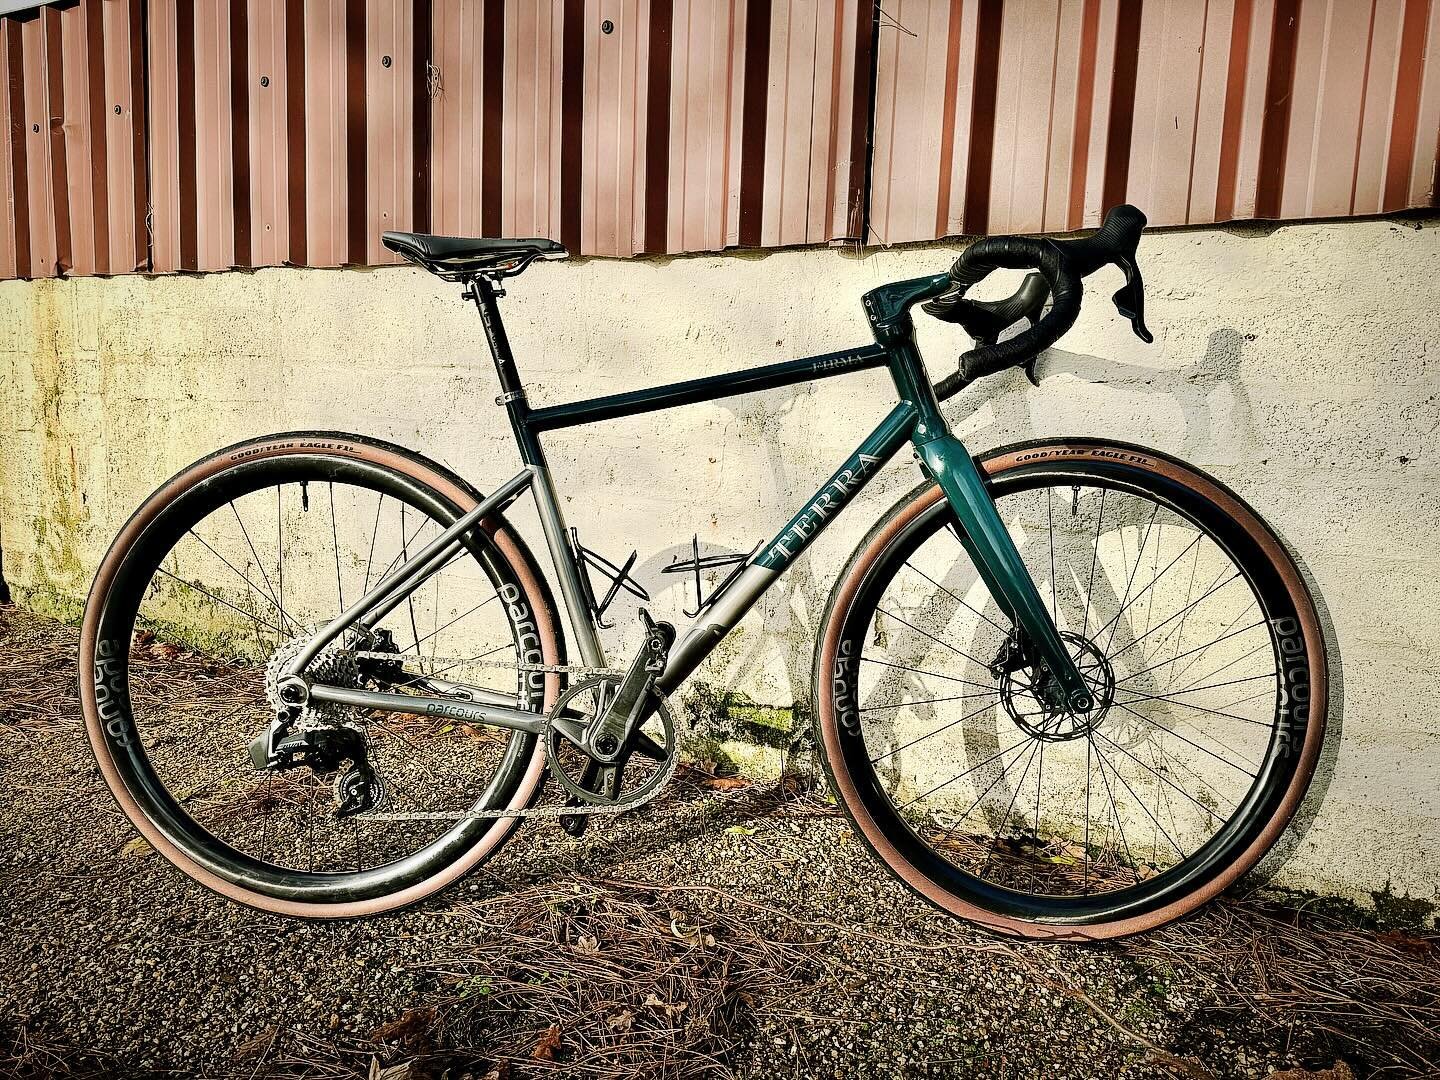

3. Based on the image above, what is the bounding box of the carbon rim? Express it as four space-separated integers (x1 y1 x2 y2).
820 451 1321 929
84 448 549 906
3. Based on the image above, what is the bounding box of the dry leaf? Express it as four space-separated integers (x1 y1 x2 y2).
643 993 689 1018
370 1007 437 1052
531 1023 562 1060
575 934 600 955
1265 1064 1354 1080
1376 930 1436 957
119 836 153 858
699 777 748 790
607 1009 635 1031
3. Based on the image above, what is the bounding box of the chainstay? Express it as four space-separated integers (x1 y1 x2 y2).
351 668 686 823
352 724 684 822
353 649 623 681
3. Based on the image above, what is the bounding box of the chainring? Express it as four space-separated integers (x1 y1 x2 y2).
546 674 677 807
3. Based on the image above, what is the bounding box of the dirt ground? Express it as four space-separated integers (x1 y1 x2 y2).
1 607 1435 1080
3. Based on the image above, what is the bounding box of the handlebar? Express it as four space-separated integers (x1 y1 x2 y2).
924 204 1153 400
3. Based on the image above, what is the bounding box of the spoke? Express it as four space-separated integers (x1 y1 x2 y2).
1032 740 1045 839
363 494 385 592
1169 637 1274 698
1047 488 1058 623
897 734 1034 809
329 482 345 612
1094 736 1184 861
1107 572 1243 664
1102 501 1159 654
942 738 1038 833
1116 671 1272 703
371 509 439 598
978 740 1043 877
904 562 1007 634
1111 700 1259 776
153 568 284 636
859 689 999 714
401 506 423 654
1089 738 1143 885
276 487 286 629
869 697 1003 764
1112 685 1274 729
410 594 500 652
387 641 515 690
1093 730 1232 822
1081 489 1106 638
1140 562 1233 667
1118 618 1267 686
1083 738 1093 893
1145 537 1203 668
1164 596 1261 691
230 501 285 629
1088 535 1203 646
877 607 991 671
185 529 300 633
860 656 997 693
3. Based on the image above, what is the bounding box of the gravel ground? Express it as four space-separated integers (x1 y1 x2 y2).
1 608 1428 1080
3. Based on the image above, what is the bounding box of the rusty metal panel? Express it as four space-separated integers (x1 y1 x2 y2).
428 0 485 238
363 0 413 264
870 0 1439 243
0 18 18 280
303 0 348 267
102 0 145 274
191 1 235 271
146 0 181 271
243 0 289 267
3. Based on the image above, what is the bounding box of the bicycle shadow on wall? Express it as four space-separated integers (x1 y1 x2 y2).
634 327 1342 890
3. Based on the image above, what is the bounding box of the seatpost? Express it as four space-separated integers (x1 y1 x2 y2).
464 275 547 468
464 276 524 400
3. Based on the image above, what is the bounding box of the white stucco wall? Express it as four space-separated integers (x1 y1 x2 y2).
1 216 1436 911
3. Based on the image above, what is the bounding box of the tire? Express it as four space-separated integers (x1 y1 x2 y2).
814 440 1326 940
80 432 565 917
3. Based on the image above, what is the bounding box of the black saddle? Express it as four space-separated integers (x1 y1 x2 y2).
381 232 567 279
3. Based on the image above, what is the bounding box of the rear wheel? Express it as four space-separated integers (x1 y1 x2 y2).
80 433 564 917
815 441 1325 939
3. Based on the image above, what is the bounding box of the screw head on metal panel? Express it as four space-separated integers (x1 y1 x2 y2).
601 19 614 33
381 54 392 68
260 75 269 87
113 104 121 115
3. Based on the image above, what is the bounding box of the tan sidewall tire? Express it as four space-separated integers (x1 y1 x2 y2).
79 435 563 918
814 441 1327 941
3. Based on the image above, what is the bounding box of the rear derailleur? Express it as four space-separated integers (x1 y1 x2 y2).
248 691 387 820
548 611 677 837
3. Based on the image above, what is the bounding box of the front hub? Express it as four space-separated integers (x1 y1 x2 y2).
1000 631 1116 742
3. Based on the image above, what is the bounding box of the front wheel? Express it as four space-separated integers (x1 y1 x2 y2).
815 440 1326 939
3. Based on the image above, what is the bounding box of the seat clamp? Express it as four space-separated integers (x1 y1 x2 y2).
496 389 527 407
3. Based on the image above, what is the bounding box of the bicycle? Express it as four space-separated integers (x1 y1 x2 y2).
79 205 1326 939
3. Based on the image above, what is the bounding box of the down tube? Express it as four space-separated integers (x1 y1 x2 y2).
657 402 918 695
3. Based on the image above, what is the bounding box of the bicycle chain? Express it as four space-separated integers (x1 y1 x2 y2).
353 650 623 682
350 651 684 823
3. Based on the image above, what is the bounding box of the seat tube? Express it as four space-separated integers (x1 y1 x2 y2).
885 335 1093 713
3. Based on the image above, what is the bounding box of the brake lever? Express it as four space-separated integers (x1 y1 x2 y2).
1111 255 1153 344
977 299 1044 387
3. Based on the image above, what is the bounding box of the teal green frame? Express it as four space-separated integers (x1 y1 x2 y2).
297 270 1095 735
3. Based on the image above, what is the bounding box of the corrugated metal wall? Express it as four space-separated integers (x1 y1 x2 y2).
1 0 1436 279
870 0 1440 243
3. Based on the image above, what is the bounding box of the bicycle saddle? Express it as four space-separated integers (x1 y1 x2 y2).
382 232 567 279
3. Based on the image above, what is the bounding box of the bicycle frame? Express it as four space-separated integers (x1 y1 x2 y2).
288 272 1095 732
